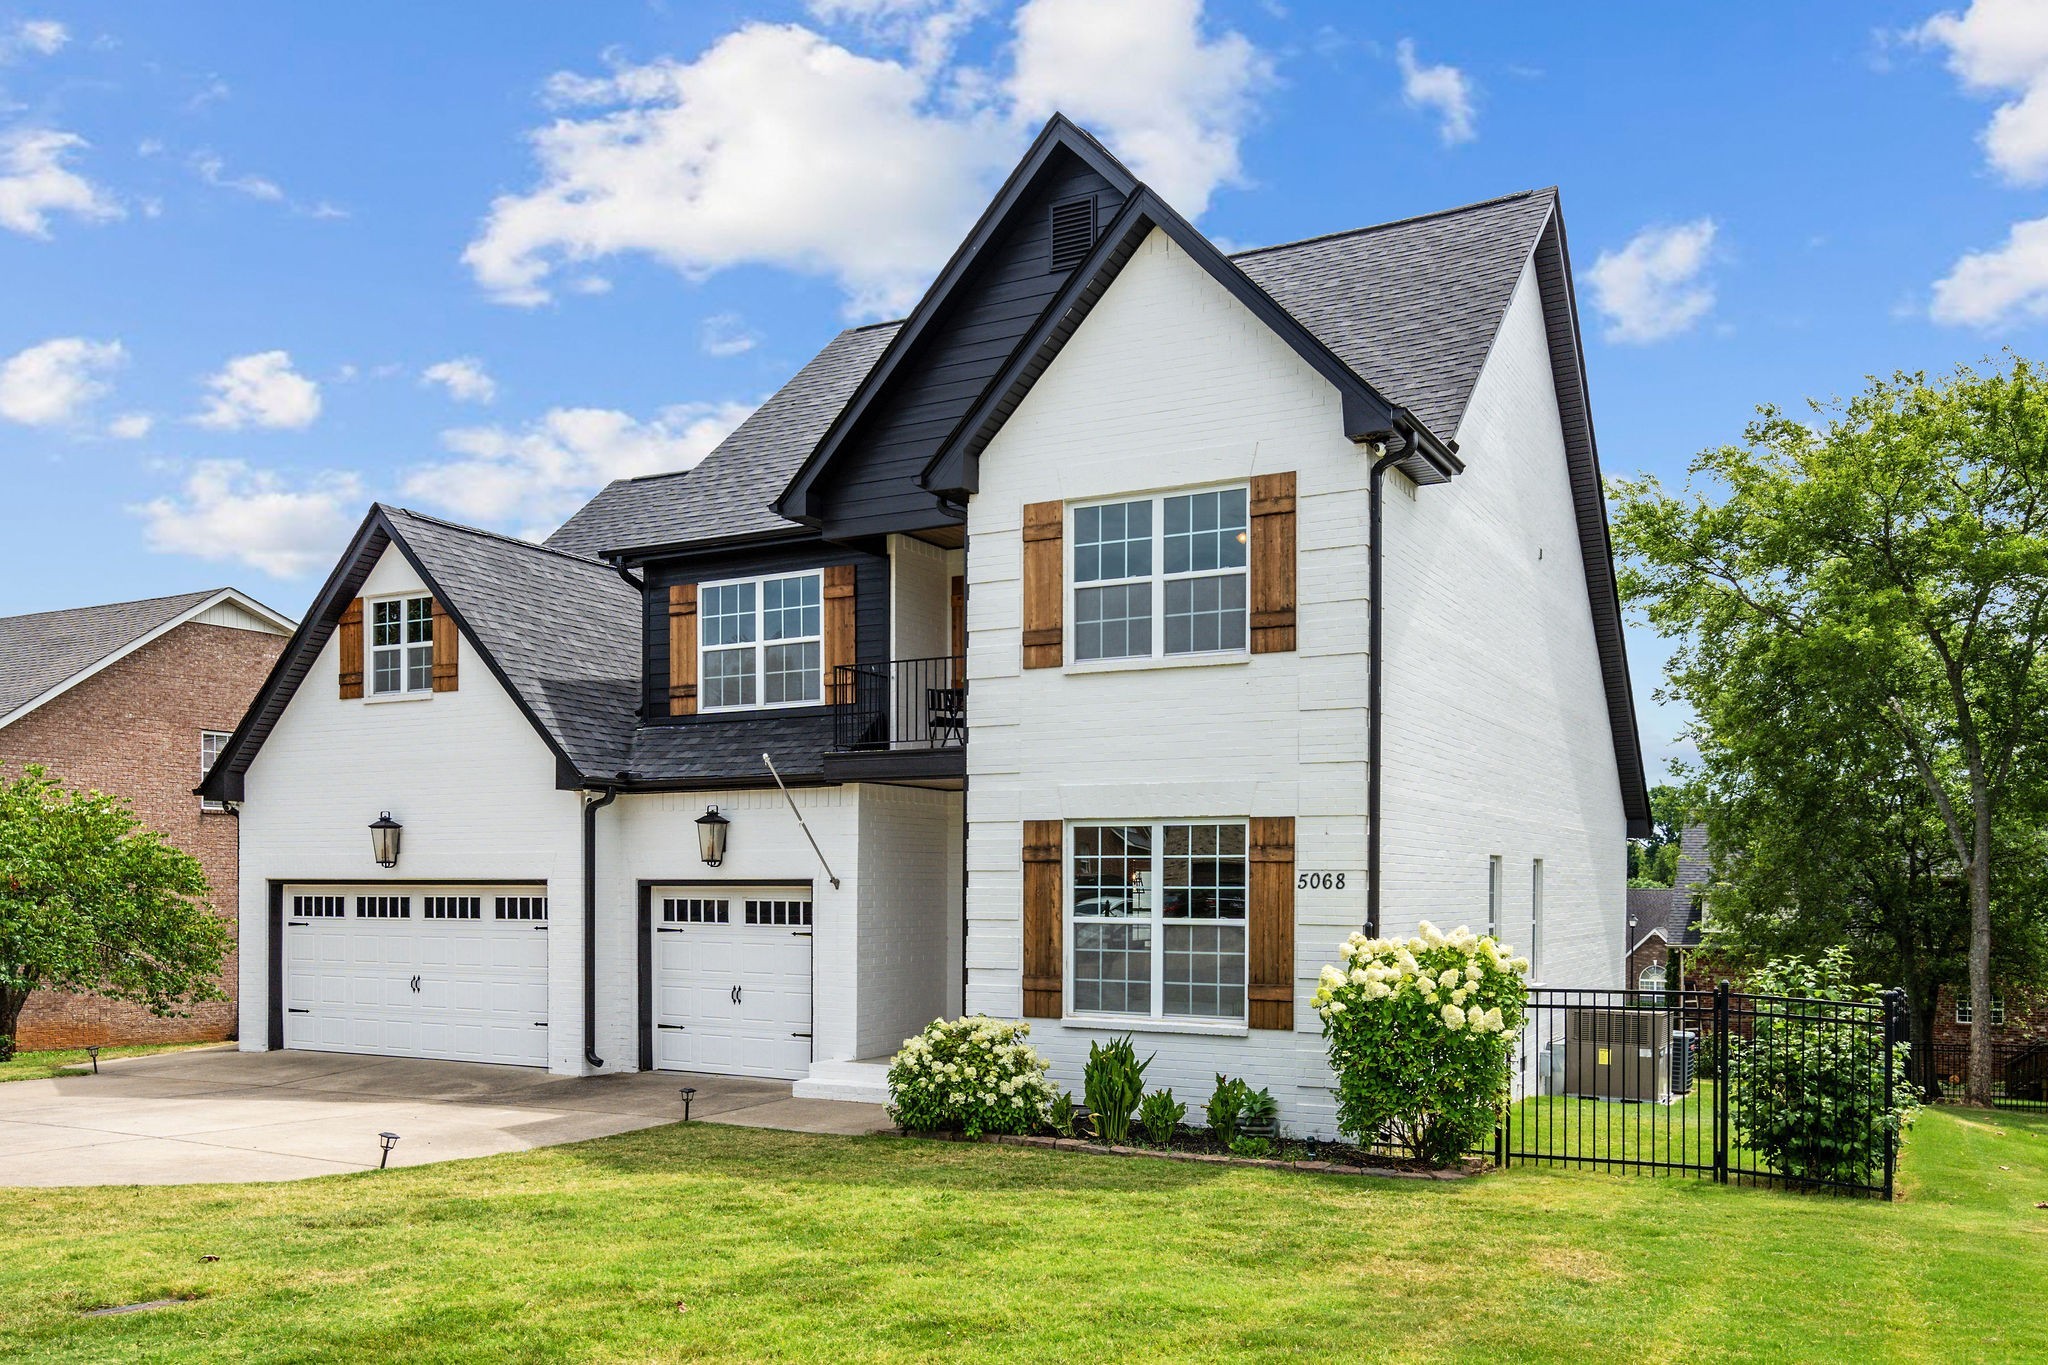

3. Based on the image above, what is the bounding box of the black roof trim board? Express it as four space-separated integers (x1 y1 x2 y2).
772 115 1139 524
921 188 1452 500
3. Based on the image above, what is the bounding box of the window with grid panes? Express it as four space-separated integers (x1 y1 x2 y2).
698 571 823 709
1072 488 1248 662
1069 821 1248 1022
370 595 435 695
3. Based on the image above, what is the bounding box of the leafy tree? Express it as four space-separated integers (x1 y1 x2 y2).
1627 784 1685 887
0 765 227 1060
1613 359 2048 1103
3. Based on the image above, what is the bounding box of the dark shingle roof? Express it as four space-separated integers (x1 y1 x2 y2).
1667 824 1711 946
1232 190 1556 441
1628 886 1672 941
383 509 642 774
545 322 902 559
0 589 223 721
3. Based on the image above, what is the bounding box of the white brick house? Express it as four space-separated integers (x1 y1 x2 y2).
203 117 1648 1132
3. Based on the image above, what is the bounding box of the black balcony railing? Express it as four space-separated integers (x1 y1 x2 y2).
832 655 966 752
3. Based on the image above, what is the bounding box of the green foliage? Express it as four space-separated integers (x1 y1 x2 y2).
1228 1135 1276 1159
0 764 225 1061
1136 1088 1185 1146
1728 949 1918 1187
1046 1091 1080 1139
1314 923 1528 1167
886 1017 1056 1139
1080 1035 1149 1144
1627 785 1685 887
1239 1085 1278 1136
1206 1074 1253 1144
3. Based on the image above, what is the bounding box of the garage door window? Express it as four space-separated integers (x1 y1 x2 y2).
664 897 729 923
294 894 344 918
423 895 481 920
745 898 812 926
358 895 411 918
496 895 548 921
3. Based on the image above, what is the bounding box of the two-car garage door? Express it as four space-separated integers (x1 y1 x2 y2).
282 884 550 1067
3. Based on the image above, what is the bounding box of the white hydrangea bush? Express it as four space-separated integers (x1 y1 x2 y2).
886 1016 1058 1138
1312 921 1530 1166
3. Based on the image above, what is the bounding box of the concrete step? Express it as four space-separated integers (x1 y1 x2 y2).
792 1058 892 1105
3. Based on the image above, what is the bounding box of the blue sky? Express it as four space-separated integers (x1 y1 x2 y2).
1 1 2043 778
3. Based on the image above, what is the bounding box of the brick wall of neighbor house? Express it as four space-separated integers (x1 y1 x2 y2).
1931 985 2048 1048
2 620 285 1049
1626 936 1671 991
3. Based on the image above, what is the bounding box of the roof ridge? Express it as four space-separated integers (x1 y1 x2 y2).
381 505 617 571
1228 188 1551 261
0 587 221 627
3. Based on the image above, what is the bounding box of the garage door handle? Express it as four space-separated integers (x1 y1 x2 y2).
658 1023 686 1031
288 920 310 927
533 1021 547 1027
287 1007 310 1014
730 985 742 1004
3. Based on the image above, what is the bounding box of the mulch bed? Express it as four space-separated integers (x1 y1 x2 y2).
899 1129 1484 1180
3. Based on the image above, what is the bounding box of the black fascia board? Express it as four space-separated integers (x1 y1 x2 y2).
604 526 821 572
922 187 1434 500
771 114 1140 525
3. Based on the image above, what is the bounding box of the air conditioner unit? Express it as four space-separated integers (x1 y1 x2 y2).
1671 1029 1699 1095
1563 1007 1672 1103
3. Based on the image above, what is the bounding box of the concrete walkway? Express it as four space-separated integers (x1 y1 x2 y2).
0 1047 892 1187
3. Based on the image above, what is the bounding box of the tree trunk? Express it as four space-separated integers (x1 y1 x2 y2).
0 985 26 1062
1968 782 1996 1106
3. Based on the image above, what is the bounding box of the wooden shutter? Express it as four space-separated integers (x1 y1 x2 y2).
431 599 459 692
950 573 966 688
823 564 857 705
1022 500 1063 669
1249 471 1297 654
1247 816 1296 1030
1021 820 1063 1018
337 597 364 699
667 584 697 717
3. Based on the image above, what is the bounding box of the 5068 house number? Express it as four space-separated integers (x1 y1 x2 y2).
1297 871 1348 891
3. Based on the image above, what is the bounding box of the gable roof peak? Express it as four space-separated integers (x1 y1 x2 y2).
1227 187 1553 263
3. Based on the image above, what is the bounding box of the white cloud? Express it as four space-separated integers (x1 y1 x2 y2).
1394 39 1476 145
421 357 498 404
107 412 154 439
0 18 67 61
0 336 124 426
1008 0 1271 215
700 312 761 357
1930 213 2048 324
191 150 284 202
194 350 322 430
1588 219 1719 344
1915 0 2048 183
402 402 753 533
134 460 364 578
0 128 120 237
466 1 1270 314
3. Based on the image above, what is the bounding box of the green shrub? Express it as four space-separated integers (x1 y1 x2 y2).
1137 1088 1186 1145
887 1016 1056 1138
1313 921 1528 1167
1728 948 1918 1186
1081 1035 1150 1144
1046 1091 1080 1139
1240 1085 1279 1136
1206 1074 1253 1144
1228 1134 1275 1159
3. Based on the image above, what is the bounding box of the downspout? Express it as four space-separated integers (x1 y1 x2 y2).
1365 434 1413 939
582 783 620 1070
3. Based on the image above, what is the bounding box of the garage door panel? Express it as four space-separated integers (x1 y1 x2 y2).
650 886 812 1081
281 883 550 1068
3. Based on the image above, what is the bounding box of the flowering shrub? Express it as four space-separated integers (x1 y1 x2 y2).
1312 921 1529 1166
887 1016 1057 1138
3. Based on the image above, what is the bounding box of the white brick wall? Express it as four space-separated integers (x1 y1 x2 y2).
856 784 963 1057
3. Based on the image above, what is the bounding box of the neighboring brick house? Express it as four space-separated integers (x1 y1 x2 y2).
1627 824 1709 991
1 589 294 1049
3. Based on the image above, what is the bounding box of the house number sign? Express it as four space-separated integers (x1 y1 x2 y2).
1296 871 1349 890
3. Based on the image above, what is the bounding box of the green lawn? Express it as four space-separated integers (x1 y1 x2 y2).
2 1106 2043 1363
0 1042 220 1084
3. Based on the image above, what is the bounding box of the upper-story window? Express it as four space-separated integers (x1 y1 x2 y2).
699 571 824 710
199 730 231 811
1956 996 2005 1026
1072 486 1248 662
370 595 434 695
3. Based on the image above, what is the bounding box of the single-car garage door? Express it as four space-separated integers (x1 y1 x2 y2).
282 884 550 1067
650 885 812 1079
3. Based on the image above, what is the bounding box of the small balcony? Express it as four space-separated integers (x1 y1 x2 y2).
823 655 966 785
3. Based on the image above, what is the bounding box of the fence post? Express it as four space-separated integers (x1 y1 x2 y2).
1713 980 1730 1185
1881 987 1903 1201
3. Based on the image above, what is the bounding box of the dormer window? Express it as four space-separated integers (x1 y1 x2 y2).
370 595 435 696
698 571 824 710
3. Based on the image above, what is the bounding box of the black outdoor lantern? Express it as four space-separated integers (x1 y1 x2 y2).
86 1045 100 1075
378 1132 401 1169
369 811 403 869
695 805 730 867
680 1086 697 1122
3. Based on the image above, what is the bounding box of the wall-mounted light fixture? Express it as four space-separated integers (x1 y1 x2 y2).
695 805 730 867
369 812 403 869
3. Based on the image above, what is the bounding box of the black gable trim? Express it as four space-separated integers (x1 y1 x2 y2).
921 189 1448 500
1528 203 1651 839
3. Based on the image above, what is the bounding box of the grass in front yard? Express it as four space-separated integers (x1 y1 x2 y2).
2 1106 2044 1363
0 1042 220 1084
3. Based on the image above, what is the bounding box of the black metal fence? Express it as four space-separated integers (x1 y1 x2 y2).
831 655 966 753
1923 1039 2048 1110
1499 984 1908 1198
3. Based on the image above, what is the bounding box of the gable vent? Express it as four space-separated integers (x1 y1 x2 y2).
1048 195 1097 271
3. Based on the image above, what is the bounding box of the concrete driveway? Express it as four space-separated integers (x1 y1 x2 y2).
0 1047 891 1187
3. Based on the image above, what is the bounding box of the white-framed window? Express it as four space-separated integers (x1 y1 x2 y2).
1529 858 1545 980
1072 486 1249 662
1639 962 1667 992
697 571 824 710
369 594 435 696
1487 855 1503 939
199 730 231 811
1956 996 2006 1026
1069 820 1249 1023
